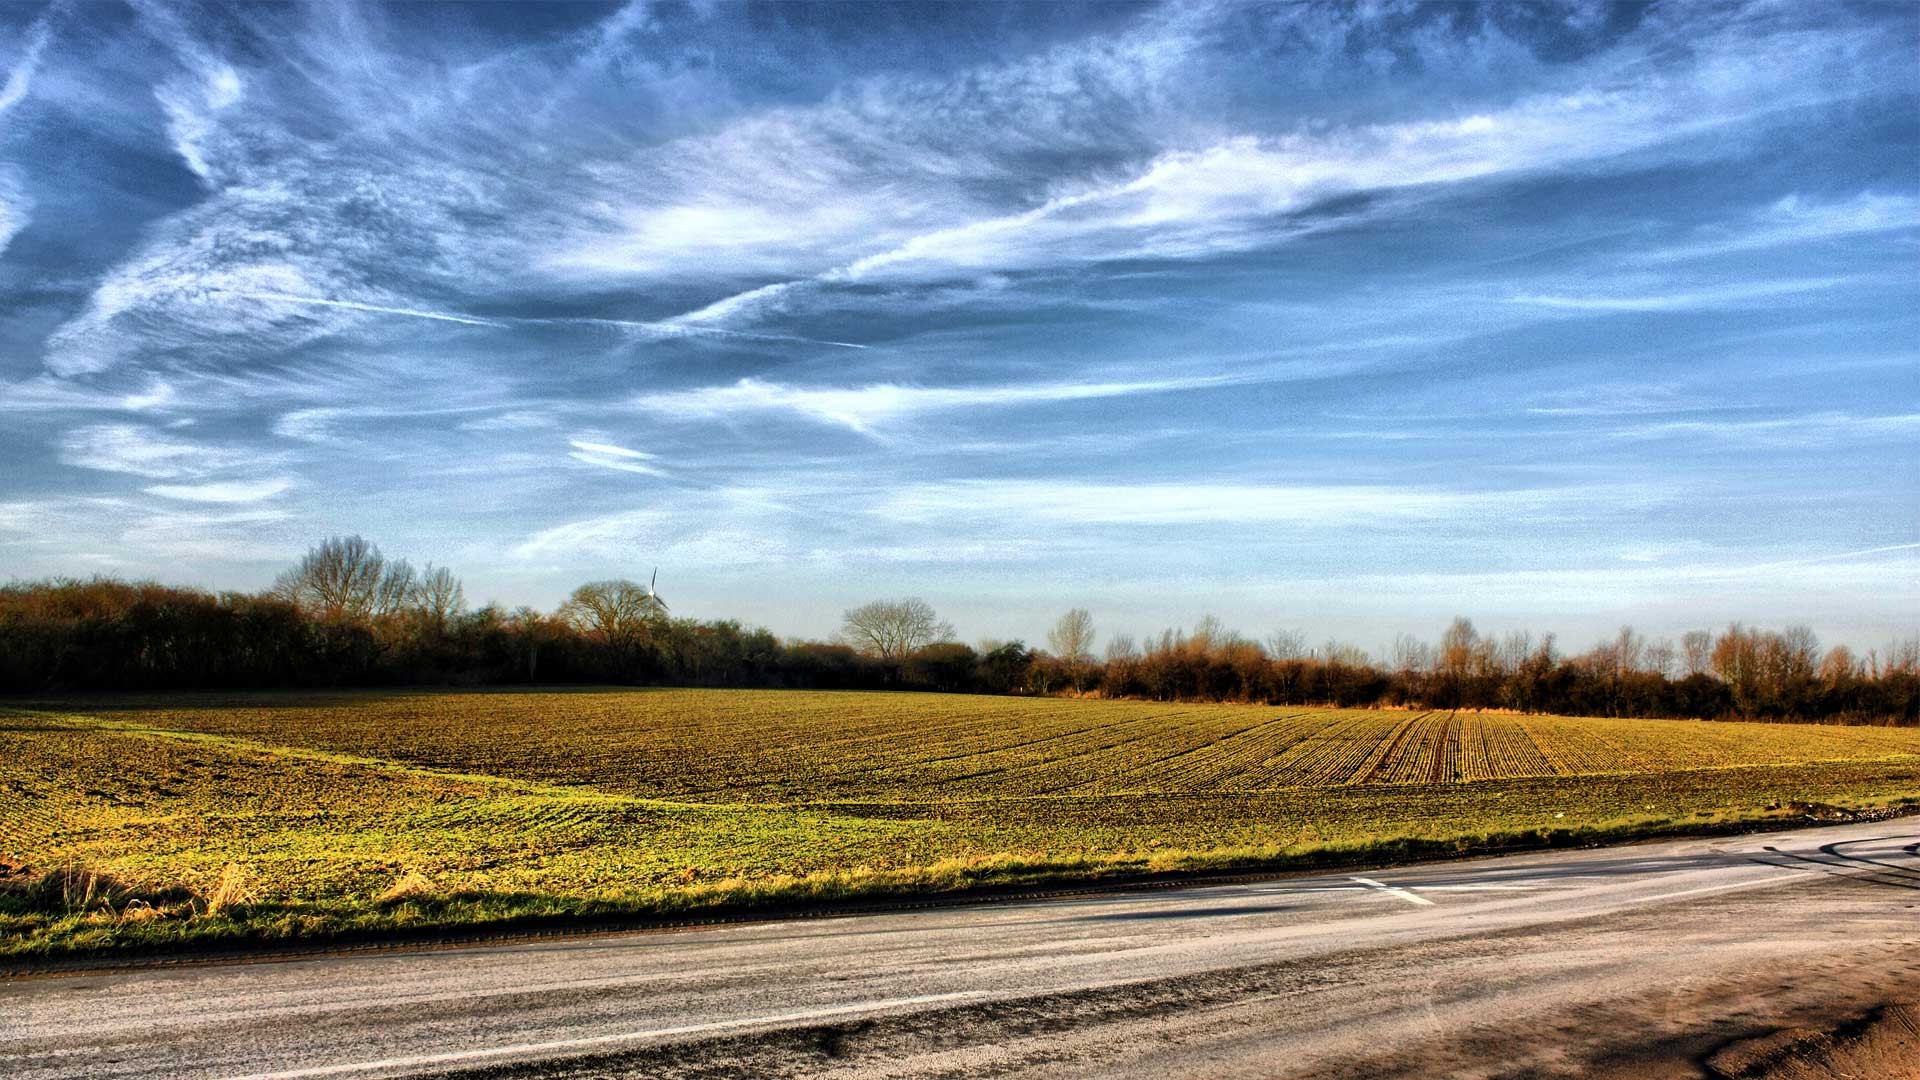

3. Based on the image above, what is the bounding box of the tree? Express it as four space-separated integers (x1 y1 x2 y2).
1439 617 1478 677
413 564 465 633
1645 638 1677 679
1190 615 1236 653
562 579 666 655
1047 607 1097 690
908 642 978 691
977 640 1033 694
506 605 558 683
1265 628 1309 661
1681 630 1713 677
841 598 953 661
1390 633 1432 674
1712 623 1762 714
1612 625 1645 677
1820 645 1858 687
272 536 416 622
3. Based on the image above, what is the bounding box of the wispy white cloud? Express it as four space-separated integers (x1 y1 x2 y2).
633 374 1231 434
0 170 25 255
664 33 1877 331
0 5 52 118
144 477 292 503
1643 192 1920 264
875 481 1650 527
1608 411 1920 445
0 6 52 256
533 312 867 350
0 495 299 571
59 423 262 479
0 375 180 414
460 410 558 432
1507 277 1851 312
567 438 666 476
512 496 791 566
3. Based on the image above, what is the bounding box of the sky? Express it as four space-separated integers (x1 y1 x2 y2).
0 0 1916 656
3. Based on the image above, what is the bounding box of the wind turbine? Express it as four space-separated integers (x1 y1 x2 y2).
643 567 669 615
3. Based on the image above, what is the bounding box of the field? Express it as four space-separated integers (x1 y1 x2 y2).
5 687 1920 958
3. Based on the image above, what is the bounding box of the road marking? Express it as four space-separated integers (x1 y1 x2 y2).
220 989 1005 1080
1627 869 1822 907
1349 876 1435 906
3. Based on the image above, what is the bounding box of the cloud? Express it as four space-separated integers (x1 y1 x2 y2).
1643 192 1920 263
461 410 557 432
567 438 666 476
632 374 1231 434
1506 277 1851 312
58 423 261 479
874 481 1645 527
661 23 1884 331
1608 412 1920 446
0 496 298 569
144 477 292 503
511 498 792 566
0 5 52 117
0 168 26 257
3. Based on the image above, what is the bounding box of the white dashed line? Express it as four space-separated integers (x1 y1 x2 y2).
1349 876 1436 906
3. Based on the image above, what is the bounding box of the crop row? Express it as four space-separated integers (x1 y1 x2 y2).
26 690 1920 804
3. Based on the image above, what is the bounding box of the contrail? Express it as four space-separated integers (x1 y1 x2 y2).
555 316 868 350
224 291 507 328
1744 542 1920 570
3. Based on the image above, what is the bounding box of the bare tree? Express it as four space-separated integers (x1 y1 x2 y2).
1104 634 1139 663
1612 625 1644 677
1644 637 1677 679
1885 636 1920 676
1265 628 1310 661
413 564 465 632
273 535 416 621
1680 629 1713 677
841 598 953 661
1779 624 1820 681
1494 631 1534 677
1390 633 1432 674
1190 615 1237 653
1047 608 1097 690
506 605 554 682
562 579 666 653
1321 639 1370 667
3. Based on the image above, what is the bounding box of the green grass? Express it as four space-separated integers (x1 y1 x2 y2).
4 688 1918 959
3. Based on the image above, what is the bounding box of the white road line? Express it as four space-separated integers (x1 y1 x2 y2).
1626 869 1823 907
1349 876 1436 906
1411 884 1544 892
219 989 1004 1080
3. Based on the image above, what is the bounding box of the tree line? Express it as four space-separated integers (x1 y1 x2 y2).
1 536 1914 724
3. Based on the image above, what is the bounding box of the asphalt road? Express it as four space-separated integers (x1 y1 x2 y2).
6 819 1920 1080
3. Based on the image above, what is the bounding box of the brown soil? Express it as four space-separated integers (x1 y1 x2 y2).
1707 1003 1920 1080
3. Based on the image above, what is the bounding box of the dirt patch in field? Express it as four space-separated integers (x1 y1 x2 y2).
1705 1003 1920 1079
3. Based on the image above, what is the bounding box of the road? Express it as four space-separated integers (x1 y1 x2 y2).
5 819 1919 1080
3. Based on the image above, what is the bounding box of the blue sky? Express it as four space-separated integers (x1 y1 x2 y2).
1 0 1916 654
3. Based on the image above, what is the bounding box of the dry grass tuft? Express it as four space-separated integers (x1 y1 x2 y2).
377 870 436 905
200 864 253 918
